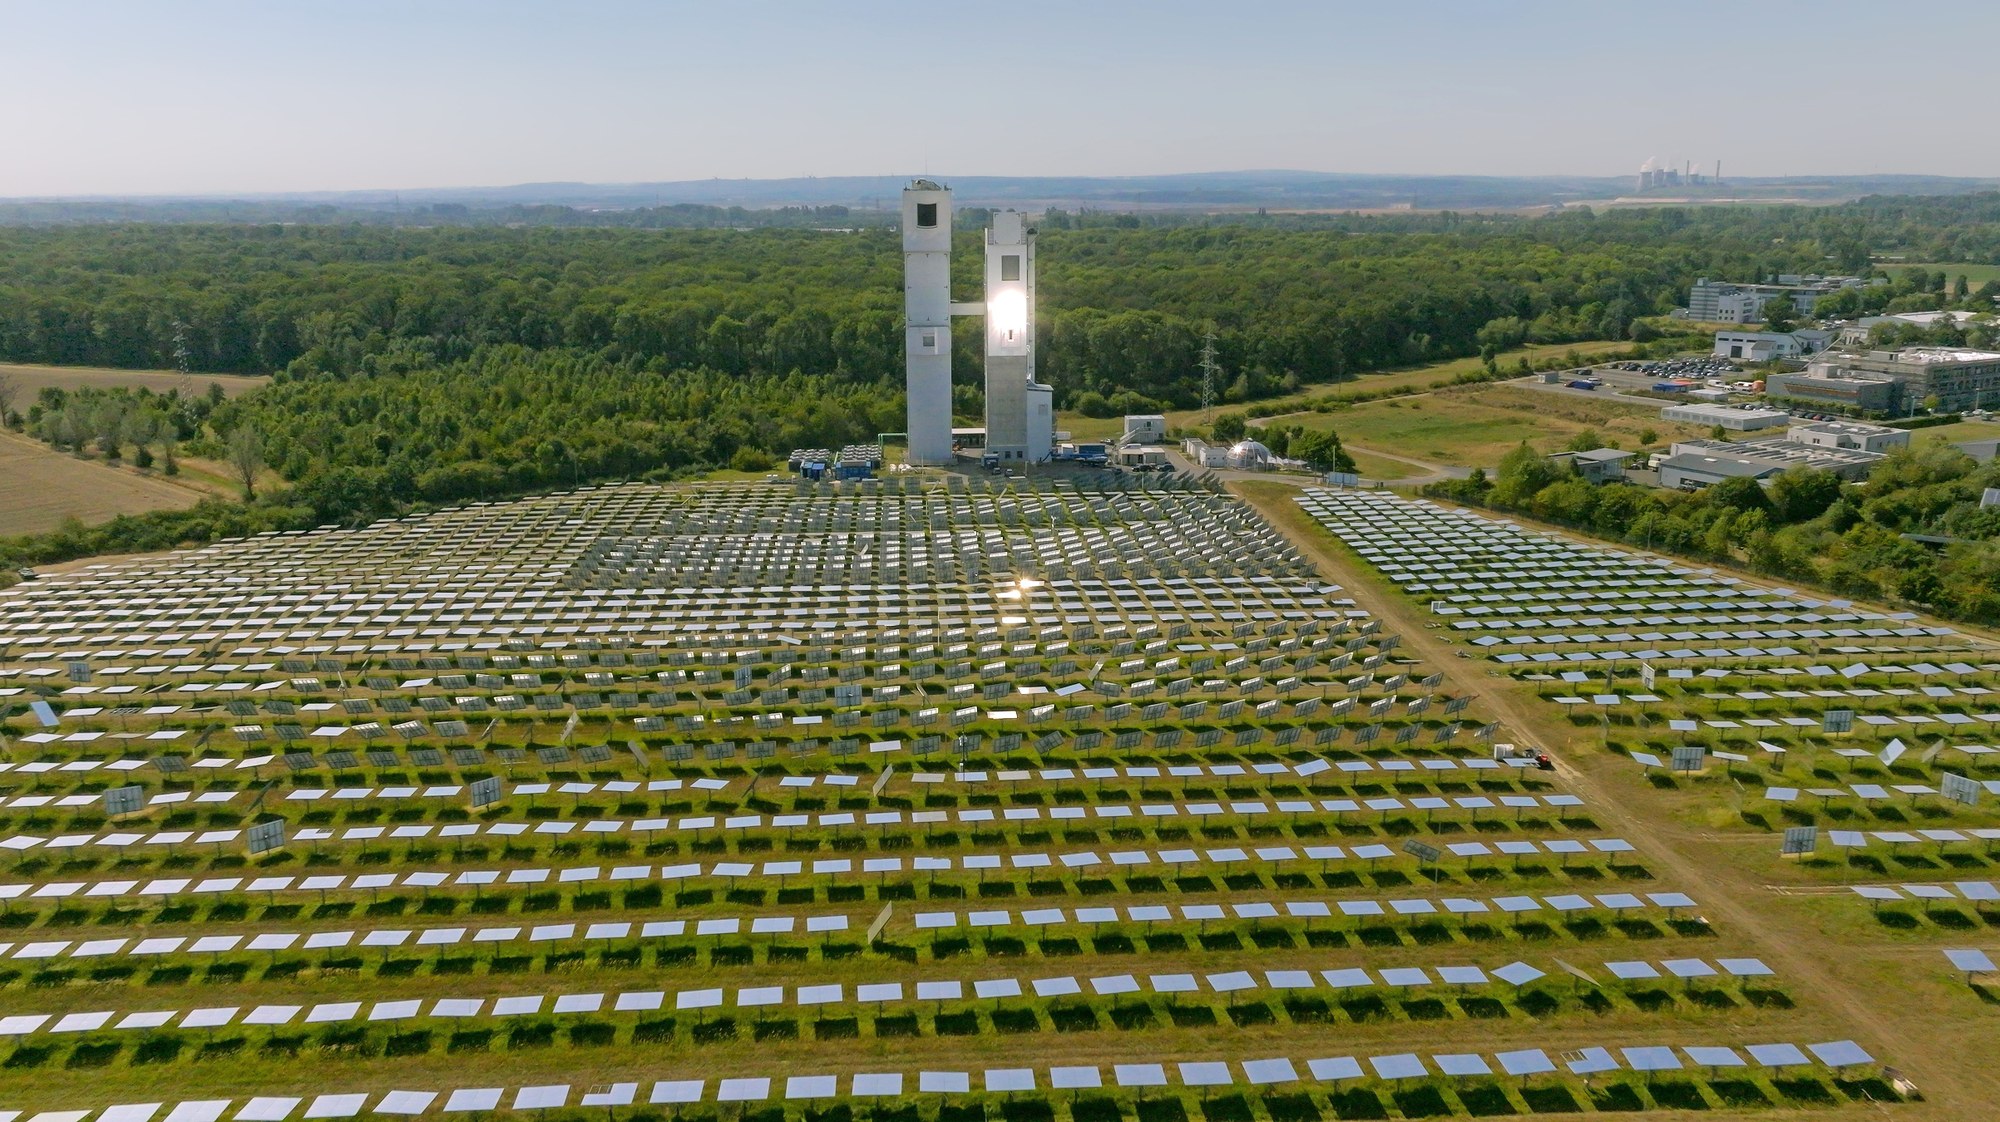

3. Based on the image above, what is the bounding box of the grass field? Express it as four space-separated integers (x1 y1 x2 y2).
1880 262 2000 286
1909 418 2000 446
1281 383 1705 469
0 428 209 534
0 361 270 404
1060 340 1635 442
1344 448 1419 481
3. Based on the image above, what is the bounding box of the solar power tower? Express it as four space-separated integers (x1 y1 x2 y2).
900 180 955 466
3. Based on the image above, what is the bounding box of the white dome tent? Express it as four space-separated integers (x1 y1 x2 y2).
1226 440 1273 470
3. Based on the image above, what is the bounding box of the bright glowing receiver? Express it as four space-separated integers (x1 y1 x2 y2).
990 289 1027 343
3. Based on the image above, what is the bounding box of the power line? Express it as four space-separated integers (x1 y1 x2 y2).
1199 330 1222 423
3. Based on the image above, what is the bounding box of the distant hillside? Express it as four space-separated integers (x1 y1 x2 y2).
6 170 2000 225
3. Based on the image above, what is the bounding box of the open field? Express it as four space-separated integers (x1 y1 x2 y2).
1880 262 2000 286
1344 448 1419 481
1279 383 1705 469
0 362 270 403
1061 339 1635 442
0 428 208 534
1909 418 2000 446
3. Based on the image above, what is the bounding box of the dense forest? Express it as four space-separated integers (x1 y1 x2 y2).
5 193 2000 605
1425 441 2000 625
9 195 2000 412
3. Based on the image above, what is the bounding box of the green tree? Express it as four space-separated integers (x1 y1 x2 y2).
1288 428 1353 473
1564 428 1604 453
1759 297 1796 332
1766 467 1843 524
1705 474 1772 515
1491 442 1561 508
1210 413 1247 443
1533 478 1599 525
227 423 266 500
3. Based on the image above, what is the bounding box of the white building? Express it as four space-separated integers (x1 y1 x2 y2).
1712 329 1832 362
1687 276 1867 323
1659 436 1886 490
1122 414 1167 444
1025 382 1053 463
1661 403 1791 431
1786 420 1909 455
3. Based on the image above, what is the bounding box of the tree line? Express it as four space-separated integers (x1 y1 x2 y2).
7 193 2000 582
9 197 1966 411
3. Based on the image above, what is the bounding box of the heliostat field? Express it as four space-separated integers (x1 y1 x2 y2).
0 477 1892 1119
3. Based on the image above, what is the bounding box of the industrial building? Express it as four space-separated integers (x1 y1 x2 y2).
1711 329 1832 362
1635 158 1719 191
1121 414 1167 444
1767 347 2000 415
1785 420 1909 455
1656 434 1887 490
1660 402 1791 431
1548 448 1635 483
1763 368 1901 413
900 180 1054 466
1686 275 1868 323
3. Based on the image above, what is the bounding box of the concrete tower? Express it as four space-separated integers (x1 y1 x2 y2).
982 210 1051 462
902 180 955 466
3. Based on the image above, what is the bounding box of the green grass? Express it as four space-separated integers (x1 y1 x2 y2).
1881 262 2000 286
1282 384 1702 468
1910 419 2000 446
1345 449 1419 481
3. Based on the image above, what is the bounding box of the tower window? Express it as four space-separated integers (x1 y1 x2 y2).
1001 254 1020 281
916 203 938 228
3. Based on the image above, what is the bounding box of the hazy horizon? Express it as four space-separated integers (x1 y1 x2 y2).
6 0 1999 198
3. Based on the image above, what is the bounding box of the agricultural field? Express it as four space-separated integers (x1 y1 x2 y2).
0 362 270 402
1283 484 2000 1121
0 476 1914 1120
0 428 207 535
1281 383 1706 470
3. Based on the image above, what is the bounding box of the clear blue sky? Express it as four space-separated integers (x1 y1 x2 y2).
3 0 1995 197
